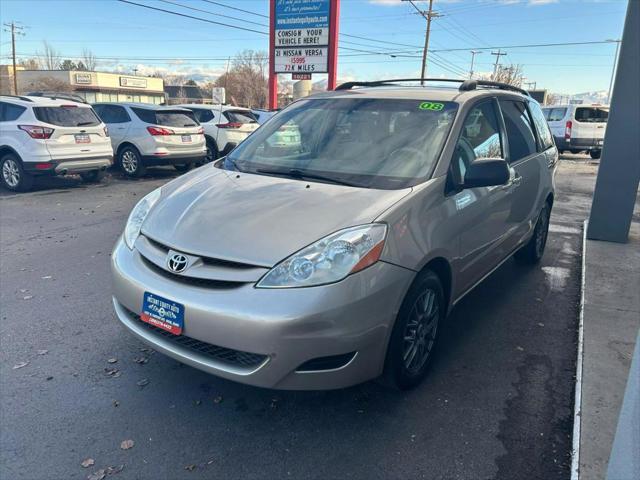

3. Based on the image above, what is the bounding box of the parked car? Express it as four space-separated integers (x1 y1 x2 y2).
542 103 608 159
111 79 557 390
0 95 113 191
178 104 259 162
252 108 278 124
92 103 206 177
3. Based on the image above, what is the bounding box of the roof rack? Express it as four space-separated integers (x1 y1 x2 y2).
26 92 87 103
0 94 34 102
335 78 530 96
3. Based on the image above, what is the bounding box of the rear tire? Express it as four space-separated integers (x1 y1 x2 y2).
204 139 219 163
589 150 601 159
174 163 193 173
0 154 33 192
514 202 551 265
79 170 106 183
382 270 444 390
118 145 146 178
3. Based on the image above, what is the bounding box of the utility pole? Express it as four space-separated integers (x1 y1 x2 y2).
3 21 25 95
525 81 536 90
469 50 482 79
405 0 441 85
491 49 507 80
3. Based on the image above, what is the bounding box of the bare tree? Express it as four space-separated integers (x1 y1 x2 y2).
492 64 524 87
19 58 40 70
37 41 61 70
80 48 97 71
214 50 268 108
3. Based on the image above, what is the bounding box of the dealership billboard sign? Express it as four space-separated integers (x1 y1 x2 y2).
273 0 331 74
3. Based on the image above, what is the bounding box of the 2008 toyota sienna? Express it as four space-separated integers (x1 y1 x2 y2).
111 79 557 390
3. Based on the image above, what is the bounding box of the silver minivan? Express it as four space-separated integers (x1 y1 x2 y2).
111 79 557 390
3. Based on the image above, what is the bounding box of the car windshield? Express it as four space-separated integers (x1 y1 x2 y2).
33 106 100 127
225 98 458 189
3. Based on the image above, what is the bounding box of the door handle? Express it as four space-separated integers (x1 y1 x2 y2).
512 174 522 187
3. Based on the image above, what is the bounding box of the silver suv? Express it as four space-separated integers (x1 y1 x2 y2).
111 79 557 390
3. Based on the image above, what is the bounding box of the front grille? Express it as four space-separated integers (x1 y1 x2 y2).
144 236 259 270
129 309 267 369
140 255 243 289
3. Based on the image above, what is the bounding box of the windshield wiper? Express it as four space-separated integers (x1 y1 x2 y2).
255 168 360 187
77 121 95 126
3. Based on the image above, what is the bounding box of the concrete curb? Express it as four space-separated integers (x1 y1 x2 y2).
570 219 588 480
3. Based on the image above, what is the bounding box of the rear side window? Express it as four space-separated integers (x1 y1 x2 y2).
190 109 215 123
574 107 608 123
132 108 198 127
499 100 538 162
528 102 554 151
224 110 257 124
546 108 567 122
33 106 100 127
94 105 130 124
0 102 26 122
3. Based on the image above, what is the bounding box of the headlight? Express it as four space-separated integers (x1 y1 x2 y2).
256 224 387 288
124 188 161 249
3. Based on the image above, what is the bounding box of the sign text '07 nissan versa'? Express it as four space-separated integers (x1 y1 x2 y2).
111 79 558 390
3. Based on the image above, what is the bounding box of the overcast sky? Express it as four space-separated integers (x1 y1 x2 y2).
0 0 628 94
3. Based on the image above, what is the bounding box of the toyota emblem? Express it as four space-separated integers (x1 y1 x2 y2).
167 253 189 273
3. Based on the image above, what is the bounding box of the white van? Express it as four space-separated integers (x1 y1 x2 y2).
541 104 608 159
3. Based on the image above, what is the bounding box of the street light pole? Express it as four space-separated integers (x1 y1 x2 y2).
469 50 481 79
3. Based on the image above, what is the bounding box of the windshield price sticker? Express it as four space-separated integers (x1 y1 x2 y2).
418 102 445 111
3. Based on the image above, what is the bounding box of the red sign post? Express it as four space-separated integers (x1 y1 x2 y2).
268 0 340 110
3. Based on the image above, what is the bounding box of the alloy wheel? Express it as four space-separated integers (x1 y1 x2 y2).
402 288 439 374
121 150 138 174
2 159 20 188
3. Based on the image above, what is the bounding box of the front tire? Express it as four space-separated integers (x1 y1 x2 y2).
382 270 444 390
589 149 601 159
79 170 106 183
118 146 146 178
514 202 551 265
1 154 33 192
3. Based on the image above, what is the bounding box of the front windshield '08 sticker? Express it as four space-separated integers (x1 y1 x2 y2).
418 101 445 111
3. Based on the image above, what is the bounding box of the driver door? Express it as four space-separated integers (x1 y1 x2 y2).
448 98 514 296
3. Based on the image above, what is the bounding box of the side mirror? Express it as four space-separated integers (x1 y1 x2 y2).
463 158 510 189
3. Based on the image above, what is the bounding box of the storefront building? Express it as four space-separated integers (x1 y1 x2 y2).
16 70 165 104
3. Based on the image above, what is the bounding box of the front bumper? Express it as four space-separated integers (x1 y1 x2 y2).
111 237 414 390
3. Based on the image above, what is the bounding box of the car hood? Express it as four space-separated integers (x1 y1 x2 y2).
141 166 411 267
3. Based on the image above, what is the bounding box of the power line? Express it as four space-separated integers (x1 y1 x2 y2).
116 0 268 35
157 0 268 27
200 0 268 18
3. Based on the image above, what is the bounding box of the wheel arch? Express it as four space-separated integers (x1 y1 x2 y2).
116 141 140 156
0 145 23 163
421 257 453 313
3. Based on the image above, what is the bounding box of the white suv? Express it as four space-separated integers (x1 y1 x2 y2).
0 95 113 191
178 105 259 162
92 103 206 177
542 103 608 159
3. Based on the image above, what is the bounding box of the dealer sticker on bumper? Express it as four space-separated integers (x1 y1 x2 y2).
141 292 184 335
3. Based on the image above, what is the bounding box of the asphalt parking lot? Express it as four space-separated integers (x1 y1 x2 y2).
0 157 597 480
